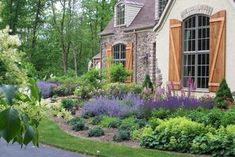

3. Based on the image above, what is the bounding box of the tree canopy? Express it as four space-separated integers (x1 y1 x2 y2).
0 0 116 78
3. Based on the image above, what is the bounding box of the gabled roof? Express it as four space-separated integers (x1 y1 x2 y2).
100 0 156 36
92 53 101 59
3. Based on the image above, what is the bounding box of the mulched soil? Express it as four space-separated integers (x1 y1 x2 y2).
52 116 140 148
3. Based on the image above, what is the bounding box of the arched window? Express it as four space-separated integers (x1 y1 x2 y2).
116 3 125 25
183 15 210 89
113 44 126 66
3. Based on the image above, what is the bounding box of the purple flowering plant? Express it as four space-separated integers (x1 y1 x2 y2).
82 93 143 118
37 81 58 98
82 77 213 118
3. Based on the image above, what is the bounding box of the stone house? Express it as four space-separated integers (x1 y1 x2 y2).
100 0 168 83
154 0 235 92
100 0 235 93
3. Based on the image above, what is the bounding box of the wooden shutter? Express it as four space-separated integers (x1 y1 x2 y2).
126 42 133 82
209 10 226 92
169 19 182 90
105 44 112 68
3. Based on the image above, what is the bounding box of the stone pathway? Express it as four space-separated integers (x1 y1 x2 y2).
0 140 86 157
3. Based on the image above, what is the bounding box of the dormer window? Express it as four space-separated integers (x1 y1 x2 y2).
116 3 125 25
159 0 168 17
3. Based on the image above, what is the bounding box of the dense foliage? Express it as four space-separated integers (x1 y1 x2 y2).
214 79 234 109
140 117 235 157
0 0 116 78
109 64 131 83
0 26 41 146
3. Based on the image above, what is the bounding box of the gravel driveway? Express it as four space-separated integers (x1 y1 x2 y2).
0 140 86 157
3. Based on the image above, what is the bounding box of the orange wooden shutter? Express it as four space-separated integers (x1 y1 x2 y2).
169 19 182 90
209 10 226 92
126 42 133 83
105 44 112 68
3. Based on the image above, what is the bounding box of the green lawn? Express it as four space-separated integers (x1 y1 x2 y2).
38 119 193 157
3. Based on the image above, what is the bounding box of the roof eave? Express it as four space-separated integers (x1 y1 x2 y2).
153 0 175 32
124 24 156 32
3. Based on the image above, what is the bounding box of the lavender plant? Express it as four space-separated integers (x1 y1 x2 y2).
143 96 213 111
82 93 143 118
37 81 58 98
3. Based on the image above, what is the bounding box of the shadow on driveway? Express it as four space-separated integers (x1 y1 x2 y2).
0 140 86 157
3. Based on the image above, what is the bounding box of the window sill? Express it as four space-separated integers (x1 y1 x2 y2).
182 88 210 93
115 24 126 27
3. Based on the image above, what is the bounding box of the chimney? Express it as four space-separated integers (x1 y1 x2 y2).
155 0 160 20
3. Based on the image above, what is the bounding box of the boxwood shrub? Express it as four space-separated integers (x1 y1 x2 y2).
88 127 105 137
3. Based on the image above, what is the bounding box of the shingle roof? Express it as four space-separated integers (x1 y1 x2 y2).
92 53 101 59
100 0 156 36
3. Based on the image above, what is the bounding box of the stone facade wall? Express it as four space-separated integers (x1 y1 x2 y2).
101 27 156 83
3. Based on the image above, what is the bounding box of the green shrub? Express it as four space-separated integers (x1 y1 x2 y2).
204 108 223 128
68 117 82 125
109 64 130 83
113 130 130 142
151 108 171 119
121 116 138 130
171 108 188 118
205 127 235 157
141 117 208 153
74 85 93 100
100 83 142 99
131 126 153 140
52 84 77 97
226 125 235 137
118 124 132 132
221 109 235 127
143 74 153 91
71 119 88 131
100 115 119 128
187 108 208 124
79 68 102 89
214 79 234 109
108 119 122 128
61 98 78 110
88 127 105 137
127 83 143 94
91 116 103 125
51 77 79 96
72 122 88 131
148 117 161 129
135 119 147 129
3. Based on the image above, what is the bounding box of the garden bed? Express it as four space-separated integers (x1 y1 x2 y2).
39 73 235 157
52 116 139 148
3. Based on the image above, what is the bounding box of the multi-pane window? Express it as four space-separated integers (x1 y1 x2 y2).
159 0 168 17
113 44 126 66
183 15 210 89
116 3 125 25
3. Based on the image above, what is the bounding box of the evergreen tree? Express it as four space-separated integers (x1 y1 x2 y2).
214 79 234 109
143 74 154 91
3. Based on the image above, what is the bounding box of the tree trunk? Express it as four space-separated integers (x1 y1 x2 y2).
31 0 42 51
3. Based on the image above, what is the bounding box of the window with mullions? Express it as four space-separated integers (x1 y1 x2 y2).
116 3 125 25
113 44 126 66
183 15 210 89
